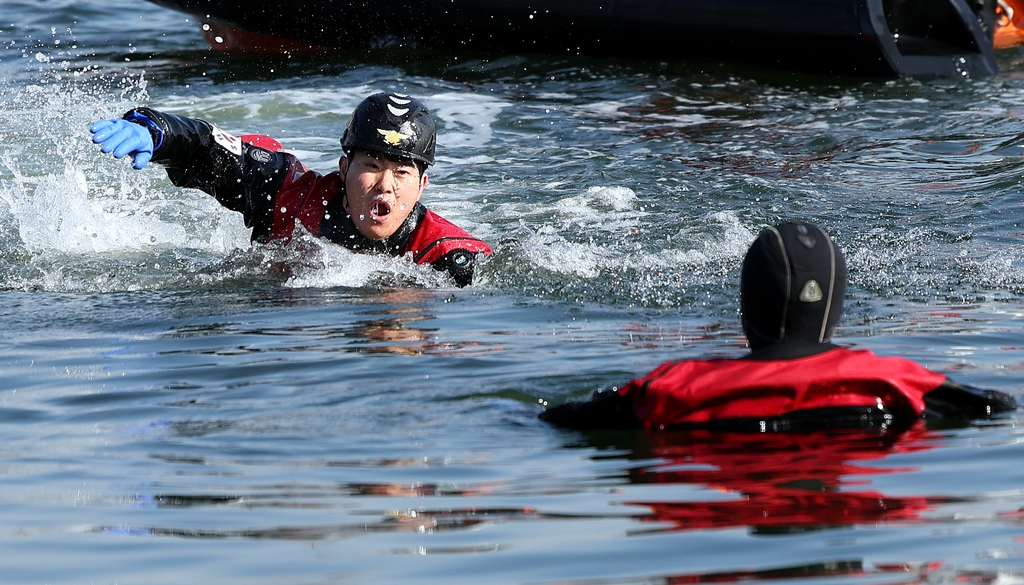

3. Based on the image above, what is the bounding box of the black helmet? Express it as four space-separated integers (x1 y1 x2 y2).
740 221 847 352
340 92 436 166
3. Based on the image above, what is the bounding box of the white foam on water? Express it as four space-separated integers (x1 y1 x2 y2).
524 231 607 279
421 195 495 244
283 231 450 289
535 92 575 100
554 185 640 215
643 112 715 127
2 158 201 254
845 226 939 294
439 154 493 166
949 246 1024 298
652 211 755 268
794 121 830 131
158 86 375 119
427 91 508 151
573 100 633 118
991 571 1024 585
0 73 258 291
572 96 726 128
490 185 645 247
493 181 753 288
2 153 248 259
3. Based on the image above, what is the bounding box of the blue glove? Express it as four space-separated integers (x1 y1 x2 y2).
89 118 155 170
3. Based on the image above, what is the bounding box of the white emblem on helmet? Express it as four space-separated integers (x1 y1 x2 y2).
387 104 410 116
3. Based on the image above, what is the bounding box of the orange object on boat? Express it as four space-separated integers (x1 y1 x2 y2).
995 0 1024 49
200 19 332 54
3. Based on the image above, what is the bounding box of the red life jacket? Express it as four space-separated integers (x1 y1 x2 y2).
619 348 947 429
268 164 491 262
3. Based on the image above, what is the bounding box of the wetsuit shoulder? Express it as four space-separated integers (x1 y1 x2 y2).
404 208 492 287
404 209 492 264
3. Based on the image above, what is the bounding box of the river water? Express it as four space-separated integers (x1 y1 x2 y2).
2 1 1024 584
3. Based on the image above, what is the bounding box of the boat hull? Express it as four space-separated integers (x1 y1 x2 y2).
146 0 999 77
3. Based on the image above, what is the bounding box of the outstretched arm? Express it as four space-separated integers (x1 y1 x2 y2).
89 108 298 240
539 390 641 429
923 379 1017 419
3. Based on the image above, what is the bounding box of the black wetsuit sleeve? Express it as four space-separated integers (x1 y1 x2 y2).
125 107 292 240
539 391 641 430
923 379 1017 419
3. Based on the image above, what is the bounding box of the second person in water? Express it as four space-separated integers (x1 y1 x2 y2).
90 92 492 287
540 221 1017 431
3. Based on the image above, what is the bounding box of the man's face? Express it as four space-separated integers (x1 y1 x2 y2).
340 151 428 240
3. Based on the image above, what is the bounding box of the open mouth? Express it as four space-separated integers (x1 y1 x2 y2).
370 199 392 223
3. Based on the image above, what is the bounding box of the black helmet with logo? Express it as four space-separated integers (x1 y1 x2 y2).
740 221 847 353
340 92 436 166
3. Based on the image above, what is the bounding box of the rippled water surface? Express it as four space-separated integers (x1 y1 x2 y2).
3 2 1024 584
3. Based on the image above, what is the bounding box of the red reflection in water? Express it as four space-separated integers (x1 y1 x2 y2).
658 559 948 585
618 424 945 534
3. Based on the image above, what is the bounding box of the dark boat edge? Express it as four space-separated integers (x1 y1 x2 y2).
144 0 999 78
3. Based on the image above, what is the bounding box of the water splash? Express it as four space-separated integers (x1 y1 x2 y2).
0 74 254 291
283 231 451 289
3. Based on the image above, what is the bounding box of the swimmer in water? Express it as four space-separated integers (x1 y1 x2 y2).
89 92 492 287
540 221 1017 430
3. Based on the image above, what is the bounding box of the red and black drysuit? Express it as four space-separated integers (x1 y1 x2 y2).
540 347 1016 430
127 107 492 287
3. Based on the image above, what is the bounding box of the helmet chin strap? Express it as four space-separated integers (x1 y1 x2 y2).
339 155 351 213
